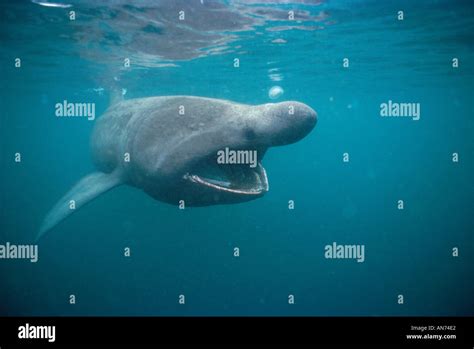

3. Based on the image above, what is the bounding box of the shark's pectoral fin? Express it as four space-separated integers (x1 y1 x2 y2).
38 170 123 240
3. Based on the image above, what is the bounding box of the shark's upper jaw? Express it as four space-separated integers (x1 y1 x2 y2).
183 155 269 196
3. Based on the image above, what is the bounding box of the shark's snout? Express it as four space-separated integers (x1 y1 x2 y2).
255 101 317 147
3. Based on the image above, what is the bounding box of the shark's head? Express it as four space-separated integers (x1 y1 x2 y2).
136 98 317 206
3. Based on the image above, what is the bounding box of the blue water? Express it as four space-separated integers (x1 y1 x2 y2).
1 0 473 316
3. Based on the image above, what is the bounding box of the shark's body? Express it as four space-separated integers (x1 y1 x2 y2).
39 96 317 238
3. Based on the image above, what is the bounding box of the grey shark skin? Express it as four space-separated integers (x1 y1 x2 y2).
39 96 317 238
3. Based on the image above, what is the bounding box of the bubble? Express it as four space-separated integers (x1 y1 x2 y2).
93 87 104 95
269 73 283 82
268 86 284 100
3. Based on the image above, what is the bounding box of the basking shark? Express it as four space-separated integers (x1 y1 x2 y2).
39 96 317 238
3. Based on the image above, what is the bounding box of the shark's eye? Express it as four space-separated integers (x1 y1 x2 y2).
243 127 257 141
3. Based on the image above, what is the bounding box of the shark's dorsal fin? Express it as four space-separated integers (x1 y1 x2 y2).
37 170 123 240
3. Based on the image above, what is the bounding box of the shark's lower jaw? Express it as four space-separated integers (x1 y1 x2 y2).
183 161 269 195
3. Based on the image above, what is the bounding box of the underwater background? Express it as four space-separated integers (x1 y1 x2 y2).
0 0 473 316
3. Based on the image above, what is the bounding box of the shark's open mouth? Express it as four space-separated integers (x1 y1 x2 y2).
183 156 269 195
